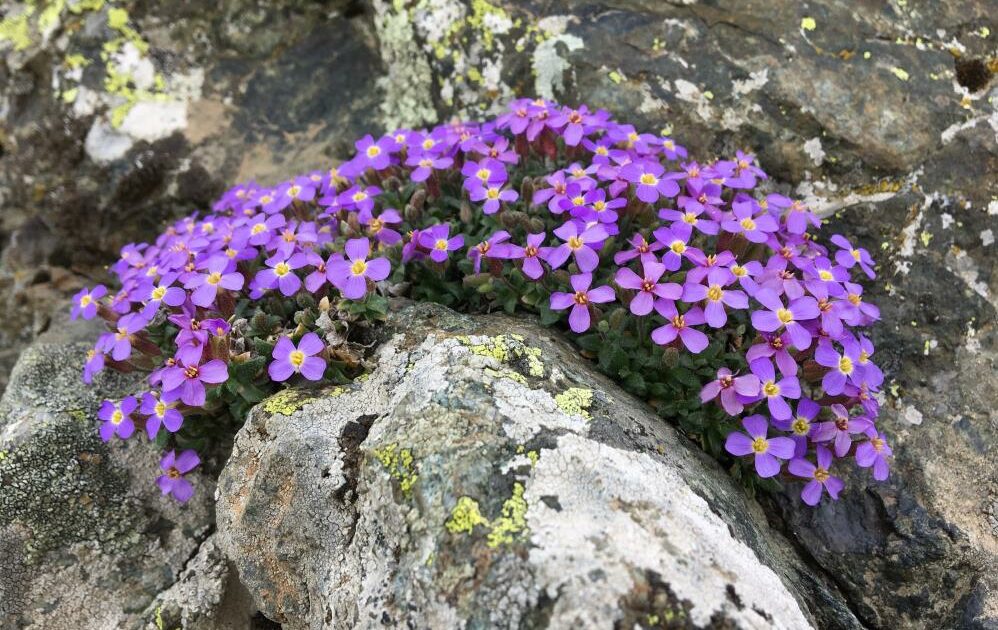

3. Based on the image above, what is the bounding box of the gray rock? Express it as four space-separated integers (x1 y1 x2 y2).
0 322 218 629
216 303 859 629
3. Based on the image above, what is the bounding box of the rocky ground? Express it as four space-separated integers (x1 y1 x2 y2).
1 0 995 628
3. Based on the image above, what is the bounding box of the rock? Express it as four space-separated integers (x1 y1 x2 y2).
0 318 219 629
216 302 860 629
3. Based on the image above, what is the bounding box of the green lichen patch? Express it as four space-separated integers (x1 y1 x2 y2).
446 482 529 548
457 333 545 380
445 497 488 535
555 387 594 420
372 443 419 497
262 389 315 415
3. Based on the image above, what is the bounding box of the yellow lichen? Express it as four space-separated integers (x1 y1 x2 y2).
457 334 545 379
0 8 33 51
446 497 488 534
526 450 539 466
486 482 528 547
890 66 910 81
800 17 816 31
372 443 419 496
555 387 594 419
262 389 313 415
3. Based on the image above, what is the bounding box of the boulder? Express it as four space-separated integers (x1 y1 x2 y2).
0 318 219 629
216 303 860 629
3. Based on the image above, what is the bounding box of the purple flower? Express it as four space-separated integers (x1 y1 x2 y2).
855 429 892 480
613 233 663 265
98 396 138 442
418 224 465 263
360 208 403 246
406 152 453 182
749 357 800 420
750 288 820 350
570 188 625 224
157 449 200 503
550 105 601 146
814 339 862 396
532 171 571 214
328 238 391 299
462 158 508 191
813 404 873 457
615 259 681 316
722 199 779 243
468 231 515 273
255 253 307 297
470 182 519 215
839 282 880 325
550 273 615 333
651 300 709 353
788 446 844 506
142 276 187 317
830 234 876 279
724 415 796 478
620 160 679 203
652 227 700 271
682 268 748 328
185 256 244 308
516 232 552 280
141 390 183 439
160 357 229 407
772 398 820 456
784 200 820 235
83 347 105 384
247 213 286 246
97 313 150 362
745 332 797 377
355 134 395 171
700 367 760 416
268 333 327 382
302 251 342 293
71 285 107 320
547 221 607 272
845 333 884 388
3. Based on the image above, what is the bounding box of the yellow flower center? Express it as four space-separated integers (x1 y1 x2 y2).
572 195 585 206
777 308 794 324
434 239 449 251
146 265 159 277
596 146 608 155
847 293 861 305
859 350 870 364
260 194 273 204
670 241 686 254
251 223 267 235
111 410 124 425
352 191 368 202
152 286 167 300
274 262 291 277
288 185 301 198
819 269 833 281
707 285 723 301
839 356 854 375
568 236 584 250
487 188 501 200
851 249 861 261
814 467 830 482
573 291 589 306
79 295 92 308
751 437 769 453
871 437 885 452
366 145 381 158
740 217 757 231
627 131 639 143
206 272 223 286
671 315 686 329
289 350 306 368
283 230 296 243
639 173 658 186
763 381 780 397
683 212 697 224
155 401 167 417
792 417 810 435
351 259 368 276
476 168 491 182
422 139 435 150
226 248 238 258
593 200 606 212
732 265 746 277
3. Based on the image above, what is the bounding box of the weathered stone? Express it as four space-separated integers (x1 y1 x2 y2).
0 318 217 629
216 302 860 629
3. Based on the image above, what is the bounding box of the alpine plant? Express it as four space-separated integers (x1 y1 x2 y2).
74 98 888 507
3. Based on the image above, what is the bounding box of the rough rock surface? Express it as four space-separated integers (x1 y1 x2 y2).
217 302 858 629
0 317 218 629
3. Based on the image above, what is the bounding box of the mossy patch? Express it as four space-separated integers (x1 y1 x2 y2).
555 387 593 420
372 443 418 496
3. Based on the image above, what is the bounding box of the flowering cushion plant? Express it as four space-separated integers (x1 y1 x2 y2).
74 98 888 506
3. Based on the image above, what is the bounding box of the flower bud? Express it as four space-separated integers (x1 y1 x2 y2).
409 187 426 211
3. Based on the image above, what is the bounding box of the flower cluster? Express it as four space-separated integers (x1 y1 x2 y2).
75 98 889 506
